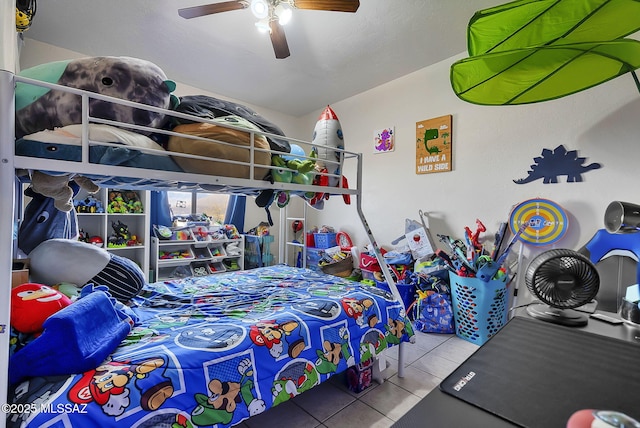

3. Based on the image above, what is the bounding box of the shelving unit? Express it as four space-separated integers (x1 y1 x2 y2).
151 233 245 282
74 187 150 280
279 203 308 269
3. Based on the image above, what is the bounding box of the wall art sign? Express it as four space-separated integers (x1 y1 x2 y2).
416 115 452 174
373 127 395 153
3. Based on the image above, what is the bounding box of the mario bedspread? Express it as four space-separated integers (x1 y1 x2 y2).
7 265 414 428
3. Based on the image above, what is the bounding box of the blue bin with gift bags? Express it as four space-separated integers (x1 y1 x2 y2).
448 271 509 346
376 281 415 310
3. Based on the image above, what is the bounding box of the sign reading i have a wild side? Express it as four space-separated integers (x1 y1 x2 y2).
416 114 452 174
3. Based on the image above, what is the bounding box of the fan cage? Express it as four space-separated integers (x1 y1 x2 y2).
525 249 599 309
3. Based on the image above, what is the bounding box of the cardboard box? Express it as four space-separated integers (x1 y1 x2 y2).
12 259 30 288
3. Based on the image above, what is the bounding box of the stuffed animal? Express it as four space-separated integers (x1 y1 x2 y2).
270 151 316 208
167 116 272 179
18 181 79 256
15 56 177 138
29 239 146 302
10 283 72 335
30 170 99 212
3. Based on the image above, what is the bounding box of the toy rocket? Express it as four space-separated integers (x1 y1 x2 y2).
311 105 343 188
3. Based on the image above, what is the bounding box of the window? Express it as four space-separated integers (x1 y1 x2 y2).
167 191 229 223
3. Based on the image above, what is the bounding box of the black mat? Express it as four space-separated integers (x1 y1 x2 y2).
439 316 640 428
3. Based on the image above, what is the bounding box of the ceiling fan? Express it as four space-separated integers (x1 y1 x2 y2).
178 0 360 59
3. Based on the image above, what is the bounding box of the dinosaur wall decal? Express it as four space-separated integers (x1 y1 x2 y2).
513 145 601 184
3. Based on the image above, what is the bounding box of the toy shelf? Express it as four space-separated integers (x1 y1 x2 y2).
72 187 150 280
150 235 244 282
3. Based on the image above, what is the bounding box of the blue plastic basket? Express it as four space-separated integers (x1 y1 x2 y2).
448 272 509 346
313 233 337 249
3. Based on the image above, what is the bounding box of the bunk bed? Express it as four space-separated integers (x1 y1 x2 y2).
0 20 411 428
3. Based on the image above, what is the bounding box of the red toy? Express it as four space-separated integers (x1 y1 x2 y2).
11 283 72 334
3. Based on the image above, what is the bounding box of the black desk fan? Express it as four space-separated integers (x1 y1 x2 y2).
525 248 600 327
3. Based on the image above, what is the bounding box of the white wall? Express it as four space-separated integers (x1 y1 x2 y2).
302 51 640 281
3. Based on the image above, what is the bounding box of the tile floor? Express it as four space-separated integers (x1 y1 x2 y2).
235 332 480 428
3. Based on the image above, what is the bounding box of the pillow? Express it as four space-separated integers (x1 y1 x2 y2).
29 239 146 302
173 94 290 153
168 116 271 179
9 290 131 386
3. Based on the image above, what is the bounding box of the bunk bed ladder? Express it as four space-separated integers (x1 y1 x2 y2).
353 153 408 378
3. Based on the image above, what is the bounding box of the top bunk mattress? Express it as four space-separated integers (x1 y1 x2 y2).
16 124 183 173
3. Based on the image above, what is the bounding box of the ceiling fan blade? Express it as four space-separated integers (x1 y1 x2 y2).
293 0 359 13
178 1 247 19
270 20 290 59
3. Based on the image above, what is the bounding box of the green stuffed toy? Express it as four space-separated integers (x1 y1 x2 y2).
271 151 316 208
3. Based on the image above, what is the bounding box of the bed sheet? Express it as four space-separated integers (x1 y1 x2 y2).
7 265 414 428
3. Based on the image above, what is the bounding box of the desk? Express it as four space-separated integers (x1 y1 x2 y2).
392 311 640 428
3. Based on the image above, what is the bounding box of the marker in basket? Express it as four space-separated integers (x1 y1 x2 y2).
474 223 528 282
491 222 508 259
495 222 529 267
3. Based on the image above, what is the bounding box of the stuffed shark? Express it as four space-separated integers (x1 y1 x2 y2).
15 56 177 138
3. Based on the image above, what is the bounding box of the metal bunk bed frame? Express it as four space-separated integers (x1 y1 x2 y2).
0 9 407 425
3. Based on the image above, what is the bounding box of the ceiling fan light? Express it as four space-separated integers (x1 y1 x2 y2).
250 0 269 19
255 18 271 33
275 3 292 25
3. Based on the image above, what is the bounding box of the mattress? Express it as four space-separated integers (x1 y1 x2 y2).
7 265 414 428
15 124 183 173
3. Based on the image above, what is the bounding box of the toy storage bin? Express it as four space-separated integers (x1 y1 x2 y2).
208 261 226 273
158 265 192 280
191 261 211 277
192 245 213 260
305 247 325 272
448 271 509 346
208 244 226 259
158 245 194 261
313 232 337 249
375 281 415 309
320 255 353 277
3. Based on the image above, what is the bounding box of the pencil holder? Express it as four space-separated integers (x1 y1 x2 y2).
448 271 509 346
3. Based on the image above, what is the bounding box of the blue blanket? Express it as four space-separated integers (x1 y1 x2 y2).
7 265 414 428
